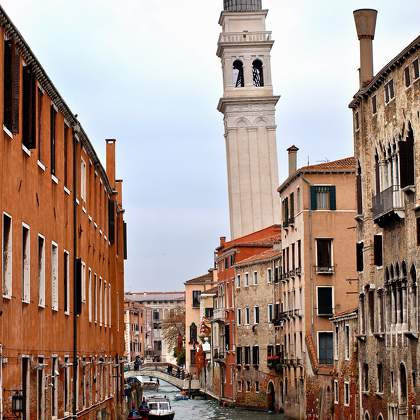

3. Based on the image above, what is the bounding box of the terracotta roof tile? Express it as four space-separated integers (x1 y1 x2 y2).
300 157 356 172
236 249 281 266
184 272 213 285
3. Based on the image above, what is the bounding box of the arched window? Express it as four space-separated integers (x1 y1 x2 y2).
377 414 384 420
232 60 244 87
356 162 363 215
252 59 264 87
399 363 407 405
399 122 415 188
189 323 197 344
364 412 370 420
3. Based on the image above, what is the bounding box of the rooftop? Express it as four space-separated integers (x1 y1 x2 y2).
236 249 281 267
125 292 185 303
184 272 213 286
278 157 356 193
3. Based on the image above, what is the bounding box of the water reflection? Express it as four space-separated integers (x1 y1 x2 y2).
144 381 284 419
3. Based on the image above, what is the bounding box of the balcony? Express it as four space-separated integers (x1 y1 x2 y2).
267 354 283 371
273 311 288 326
315 266 334 275
213 308 225 322
372 185 404 227
218 31 272 44
213 348 225 362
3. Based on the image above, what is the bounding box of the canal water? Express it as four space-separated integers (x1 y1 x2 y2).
143 380 285 419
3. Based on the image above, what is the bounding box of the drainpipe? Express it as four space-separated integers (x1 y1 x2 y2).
72 127 79 418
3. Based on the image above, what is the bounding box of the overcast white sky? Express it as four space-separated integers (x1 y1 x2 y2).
3 1 419 292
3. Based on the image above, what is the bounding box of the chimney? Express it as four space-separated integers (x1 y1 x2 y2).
106 139 116 187
220 236 226 246
287 145 299 176
353 9 378 88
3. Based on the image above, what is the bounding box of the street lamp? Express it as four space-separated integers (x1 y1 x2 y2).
11 391 24 417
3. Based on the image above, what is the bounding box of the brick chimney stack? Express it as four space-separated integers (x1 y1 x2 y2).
106 139 116 188
353 9 378 88
287 145 299 177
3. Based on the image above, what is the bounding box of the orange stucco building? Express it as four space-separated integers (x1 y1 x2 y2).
0 6 126 420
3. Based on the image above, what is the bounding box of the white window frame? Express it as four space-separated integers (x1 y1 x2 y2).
253 271 258 285
80 158 87 201
344 381 350 406
316 286 334 316
315 237 334 272
94 274 98 323
244 272 249 287
267 268 272 284
51 242 59 311
88 269 92 322
236 274 241 288
334 379 339 404
267 304 273 323
384 79 395 104
22 223 31 303
317 330 334 365
38 234 46 308
237 308 242 326
81 261 86 303
254 305 259 325
108 283 112 327
104 280 107 327
2 212 12 299
64 250 70 315
99 277 103 326
344 324 350 360
245 306 250 325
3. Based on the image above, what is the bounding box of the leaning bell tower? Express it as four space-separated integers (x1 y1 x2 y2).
218 0 280 239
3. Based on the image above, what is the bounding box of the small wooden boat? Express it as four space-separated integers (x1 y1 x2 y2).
173 394 189 401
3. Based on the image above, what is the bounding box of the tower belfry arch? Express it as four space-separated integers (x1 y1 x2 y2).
217 0 280 239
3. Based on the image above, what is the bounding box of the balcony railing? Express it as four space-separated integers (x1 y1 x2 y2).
213 348 225 360
316 266 334 274
218 31 272 44
372 185 404 226
213 308 225 322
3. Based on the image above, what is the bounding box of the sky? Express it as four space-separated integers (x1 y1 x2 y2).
3 0 419 292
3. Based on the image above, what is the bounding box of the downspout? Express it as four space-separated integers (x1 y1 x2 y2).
72 128 79 418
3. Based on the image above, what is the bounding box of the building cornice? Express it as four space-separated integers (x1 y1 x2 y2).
217 95 280 113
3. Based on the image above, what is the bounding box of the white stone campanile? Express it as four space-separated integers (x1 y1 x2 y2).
218 0 280 239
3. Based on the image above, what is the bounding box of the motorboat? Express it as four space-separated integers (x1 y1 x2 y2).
147 395 175 419
136 375 160 391
173 394 189 401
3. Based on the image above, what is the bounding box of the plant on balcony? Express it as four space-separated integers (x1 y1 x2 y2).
267 355 280 368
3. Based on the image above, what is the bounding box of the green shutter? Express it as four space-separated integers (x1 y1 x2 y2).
310 186 317 210
329 186 336 210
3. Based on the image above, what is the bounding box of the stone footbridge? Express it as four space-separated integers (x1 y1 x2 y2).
124 363 200 392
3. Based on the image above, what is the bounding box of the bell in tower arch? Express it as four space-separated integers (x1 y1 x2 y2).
223 0 262 12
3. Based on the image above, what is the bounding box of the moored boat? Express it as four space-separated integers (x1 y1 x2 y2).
147 395 175 419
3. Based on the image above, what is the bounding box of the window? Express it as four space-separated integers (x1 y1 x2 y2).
94 274 98 323
22 224 30 303
51 243 58 311
37 88 44 161
22 356 30 420
2 213 12 298
310 186 336 210
255 381 260 393
236 347 242 364
377 363 384 393
238 380 243 392
384 79 395 104
253 271 258 285
104 280 107 326
81 159 87 201
254 306 260 324
334 325 339 360
64 251 70 314
363 363 369 391
318 332 333 365
81 262 86 303
357 242 364 272
50 106 57 175
236 274 241 288
51 356 58 417
368 290 375 333
267 345 274 358
317 287 333 316
192 290 201 308
225 324 230 351
372 95 377 115
244 346 250 365
205 307 213 318
378 290 385 332
252 59 264 87
38 235 46 307
3 38 19 134
37 357 45 420
189 323 197 343
88 269 92 322
246 381 251 392
413 58 419 80
245 307 250 325
374 235 383 267
404 66 411 87
267 304 273 323
297 240 302 269
316 239 333 272
399 124 415 188
22 64 36 149
399 363 407 405
237 308 242 326
267 268 272 283
245 272 249 287
355 111 360 131
344 381 350 406
252 346 259 365
190 349 196 366
334 380 339 404
232 60 244 87
345 325 350 360
108 284 112 327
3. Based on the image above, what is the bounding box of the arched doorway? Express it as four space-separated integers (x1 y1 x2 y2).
267 381 275 411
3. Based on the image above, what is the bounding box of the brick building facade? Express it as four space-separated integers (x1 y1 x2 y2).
0 5 126 419
350 9 420 420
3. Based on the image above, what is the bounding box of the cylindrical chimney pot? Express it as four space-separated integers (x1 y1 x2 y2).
287 145 299 177
353 9 378 87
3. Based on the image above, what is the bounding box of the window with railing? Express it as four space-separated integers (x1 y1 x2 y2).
316 239 333 273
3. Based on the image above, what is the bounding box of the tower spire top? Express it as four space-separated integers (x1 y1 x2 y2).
223 0 262 12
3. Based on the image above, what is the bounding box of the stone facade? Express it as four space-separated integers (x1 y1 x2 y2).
276 154 358 419
217 1 280 239
124 301 145 363
0 5 126 419
350 10 420 420
234 247 281 411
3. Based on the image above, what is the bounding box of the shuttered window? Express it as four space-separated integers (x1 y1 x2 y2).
108 199 115 244
2 213 12 298
51 243 58 311
22 224 30 303
38 235 45 307
374 235 383 267
318 332 333 365
22 65 36 149
399 127 415 188
317 287 333 316
311 186 336 210
3 39 20 134
356 242 364 272
64 251 70 314
50 106 57 175
88 269 92 322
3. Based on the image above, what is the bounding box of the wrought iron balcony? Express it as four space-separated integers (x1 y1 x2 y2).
372 185 404 227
